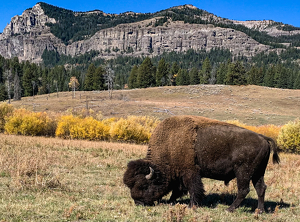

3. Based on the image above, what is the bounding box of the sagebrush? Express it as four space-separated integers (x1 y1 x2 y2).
277 119 300 153
2 107 300 151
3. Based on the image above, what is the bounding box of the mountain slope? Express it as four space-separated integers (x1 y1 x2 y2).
0 2 299 63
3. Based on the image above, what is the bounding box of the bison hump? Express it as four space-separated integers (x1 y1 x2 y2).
147 116 223 171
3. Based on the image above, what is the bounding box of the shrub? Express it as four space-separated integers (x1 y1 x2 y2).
55 115 78 139
277 119 300 153
69 117 110 140
109 116 160 144
102 117 117 126
56 115 110 140
5 109 56 136
225 120 281 140
0 103 14 132
126 116 160 134
254 125 281 141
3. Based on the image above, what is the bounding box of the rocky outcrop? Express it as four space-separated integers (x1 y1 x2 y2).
233 20 300 37
0 3 63 62
65 19 270 58
0 3 279 63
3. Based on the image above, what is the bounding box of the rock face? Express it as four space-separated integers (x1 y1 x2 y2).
233 20 300 37
0 4 63 63
0 3 290 63
68 19 269 58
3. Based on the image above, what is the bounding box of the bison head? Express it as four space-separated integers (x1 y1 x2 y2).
123 159 169 206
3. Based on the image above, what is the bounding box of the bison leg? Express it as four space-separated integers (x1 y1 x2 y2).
252 175 267 213
252 151 269 213
227 173 250 212
169 187 188 203
182 169 205 207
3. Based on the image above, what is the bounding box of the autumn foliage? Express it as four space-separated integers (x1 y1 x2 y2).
1 105 300 151
4 108 56 136
277 119 300 153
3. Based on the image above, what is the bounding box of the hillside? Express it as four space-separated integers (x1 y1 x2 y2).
1 2 300 63
9 84 300 126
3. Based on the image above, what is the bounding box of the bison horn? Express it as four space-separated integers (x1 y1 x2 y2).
145 167 154 180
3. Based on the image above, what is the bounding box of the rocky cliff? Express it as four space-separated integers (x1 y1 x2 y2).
0 4 63 62
233 20 300 37
66 19 270 59
0 3 296 63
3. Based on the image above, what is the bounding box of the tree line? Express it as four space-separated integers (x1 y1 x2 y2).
1 46 300 102
0 55 112 102
127 56 300 89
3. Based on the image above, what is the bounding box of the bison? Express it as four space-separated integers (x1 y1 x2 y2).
123 115 280 212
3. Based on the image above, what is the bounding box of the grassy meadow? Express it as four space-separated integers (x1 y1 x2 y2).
0 84 299 221
11 84 300 126
0 134 300 221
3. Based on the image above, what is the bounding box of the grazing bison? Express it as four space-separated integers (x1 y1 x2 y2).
123 115 280 212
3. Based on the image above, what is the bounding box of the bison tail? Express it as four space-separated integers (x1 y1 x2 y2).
273 151 280 164
270 139 280 164
260 134 280 164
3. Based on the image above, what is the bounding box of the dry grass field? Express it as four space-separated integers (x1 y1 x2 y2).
11 84 300 125
0 84 299 221
0 134 300 221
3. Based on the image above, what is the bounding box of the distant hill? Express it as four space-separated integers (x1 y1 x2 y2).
1 2 300 63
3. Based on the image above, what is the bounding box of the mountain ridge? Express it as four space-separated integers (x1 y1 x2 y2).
0 2 299 63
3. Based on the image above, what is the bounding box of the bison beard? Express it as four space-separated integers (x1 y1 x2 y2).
123 115 280 212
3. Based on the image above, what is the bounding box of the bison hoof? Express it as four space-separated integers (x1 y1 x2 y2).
134 200 145 206
226 207 235 213
134 200 155 206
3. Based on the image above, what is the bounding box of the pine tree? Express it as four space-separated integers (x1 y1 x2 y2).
247 66 259 85
0 84 7 101
293 71 300 89
128 65 138 89
189 67 200 85
93 66 105 90
176 69 190 86
225 61 247 85
199 57 212 84
84 63 96 91
156 58 169 86
287 69 297 89
22 67 33 96
216 62 227 84
257 67 265 86
263 65 275 87
274 64 288 88
40 68 49 94
56 65 67 91
137 57 156 88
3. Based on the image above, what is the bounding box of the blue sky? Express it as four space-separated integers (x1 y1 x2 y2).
0 0 299 33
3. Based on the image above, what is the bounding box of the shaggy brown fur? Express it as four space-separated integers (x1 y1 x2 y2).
123 115 280 212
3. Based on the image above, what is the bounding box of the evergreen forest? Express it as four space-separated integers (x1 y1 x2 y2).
1 46 300 102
